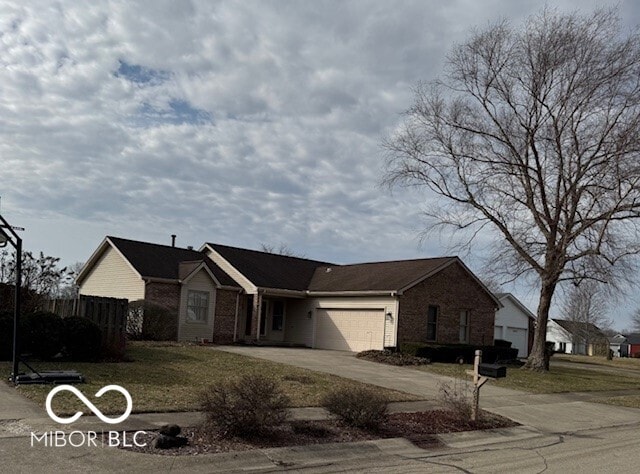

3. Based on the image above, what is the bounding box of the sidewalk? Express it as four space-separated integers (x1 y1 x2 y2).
4 378 640 472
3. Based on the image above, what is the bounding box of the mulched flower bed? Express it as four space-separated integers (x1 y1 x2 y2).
120 410 517 456
356 350 430 366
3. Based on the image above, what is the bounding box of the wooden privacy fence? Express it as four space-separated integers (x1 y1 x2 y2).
45 295 128 357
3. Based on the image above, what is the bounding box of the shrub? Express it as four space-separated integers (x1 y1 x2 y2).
200 373 290 437
128 300 177 341
356 349 430 366
20 312 64 360
439 380 474 421
399 342 518 364
493 339 512 348
0 311 13 361
62 316 102 361
322 386 388 430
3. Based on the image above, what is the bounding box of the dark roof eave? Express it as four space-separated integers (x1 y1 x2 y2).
306 290 398 297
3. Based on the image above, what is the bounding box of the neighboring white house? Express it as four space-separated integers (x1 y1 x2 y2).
547 319 607 355
494 293 535 357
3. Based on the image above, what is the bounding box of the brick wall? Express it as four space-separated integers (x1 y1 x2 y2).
144 281 180 340
397 262 496 346
213 289 239 344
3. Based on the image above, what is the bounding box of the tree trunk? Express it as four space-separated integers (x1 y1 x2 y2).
524 281 557 371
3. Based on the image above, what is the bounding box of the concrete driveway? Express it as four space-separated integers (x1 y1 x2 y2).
214 345 640 433
214 346 521 402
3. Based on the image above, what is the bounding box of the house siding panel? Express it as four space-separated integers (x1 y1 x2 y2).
79 246 144 301
397 263 495 346
178 269 215 342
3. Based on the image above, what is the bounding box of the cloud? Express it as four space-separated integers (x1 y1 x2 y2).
1 0 640 327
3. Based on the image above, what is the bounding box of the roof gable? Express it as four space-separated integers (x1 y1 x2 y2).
205 243 332 291
83 237 239 287
496 293 536 320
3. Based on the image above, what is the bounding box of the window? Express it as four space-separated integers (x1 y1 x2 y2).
459 310 470 343
272 301 284 331
427 305 438 341
187 290 209 322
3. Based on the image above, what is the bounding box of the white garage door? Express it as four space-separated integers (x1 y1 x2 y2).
314 309 385 352
507 326 528 357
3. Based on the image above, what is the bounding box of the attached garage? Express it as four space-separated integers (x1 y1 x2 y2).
506 326 528 358
314 308 386 352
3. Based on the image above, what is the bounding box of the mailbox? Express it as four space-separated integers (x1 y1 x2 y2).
478 363 507 379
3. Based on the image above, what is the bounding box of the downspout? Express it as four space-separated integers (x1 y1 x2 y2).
233 290 241 342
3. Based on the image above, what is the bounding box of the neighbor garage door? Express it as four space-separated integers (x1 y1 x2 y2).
507 326 528 357
314 309 385 352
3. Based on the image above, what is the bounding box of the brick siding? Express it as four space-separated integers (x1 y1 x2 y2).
397 262 496 346
213 289 239 344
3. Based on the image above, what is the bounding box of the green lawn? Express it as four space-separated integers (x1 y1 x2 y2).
0 342 417 415
418 362 640 394
555 354 640 370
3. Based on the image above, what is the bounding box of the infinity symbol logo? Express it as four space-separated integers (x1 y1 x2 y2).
45 385 133 425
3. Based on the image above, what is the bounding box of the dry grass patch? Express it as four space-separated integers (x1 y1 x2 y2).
0 342 417 415
418 362 640 393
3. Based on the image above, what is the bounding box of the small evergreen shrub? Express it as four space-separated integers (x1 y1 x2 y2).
0 312 13 360
322 386 388 430
399 342 518 363
200 373 290 437
62 316 102 361
20 312 64 360
128 300 176 341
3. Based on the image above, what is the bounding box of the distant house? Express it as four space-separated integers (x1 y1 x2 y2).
611 334 640 358
626 334 640 357
609 334 629 357
77 236 501 351
494 293 535 357
547 319 608 355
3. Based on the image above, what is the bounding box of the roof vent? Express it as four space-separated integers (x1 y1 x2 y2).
171 234 176 247
325 267 332 273
187 246 193 250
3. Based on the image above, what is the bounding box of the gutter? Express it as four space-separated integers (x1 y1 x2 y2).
306 290 397 297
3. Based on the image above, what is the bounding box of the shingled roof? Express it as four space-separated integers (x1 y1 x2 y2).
108 237 239 287
552 319 606 339
308 257 457 292
205 243 332 291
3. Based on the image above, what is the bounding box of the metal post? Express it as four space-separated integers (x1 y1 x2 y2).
11 236 21 384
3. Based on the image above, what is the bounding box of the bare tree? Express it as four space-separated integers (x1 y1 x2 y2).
631 308 640 333
383 8 640 370
260 242 305 258
0 249 71 298
561 282 610 354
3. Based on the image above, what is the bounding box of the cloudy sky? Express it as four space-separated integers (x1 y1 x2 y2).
2 0 639 329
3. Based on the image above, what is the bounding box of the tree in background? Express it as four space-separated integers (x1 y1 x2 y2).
561 282 611 354
383 8 640 371
0 249 76 311
631 308 640 333
260 242 305 258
